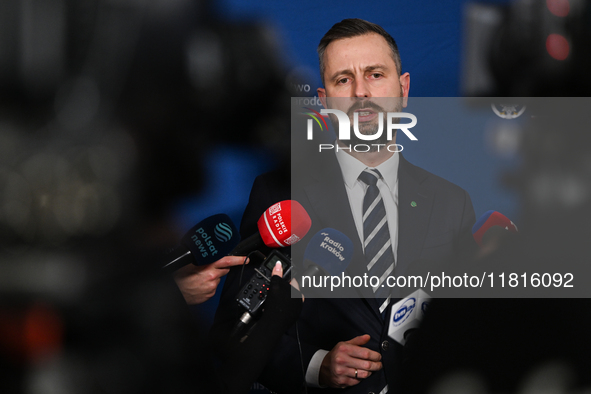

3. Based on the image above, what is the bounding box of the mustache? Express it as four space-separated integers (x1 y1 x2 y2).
346 101 385 117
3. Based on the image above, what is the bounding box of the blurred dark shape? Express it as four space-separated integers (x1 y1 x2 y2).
462 2 504 97
0 126 136 249
407 98 591 387
0 266 217 394
405 2 591 394
517 99 591 231
463 0 591 96
0 0 293 392
406 297 591 394
119 10 292 224
0 303 64 365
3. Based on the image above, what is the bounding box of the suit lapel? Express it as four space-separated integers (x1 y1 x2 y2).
396 155 434 276
302 172 359 253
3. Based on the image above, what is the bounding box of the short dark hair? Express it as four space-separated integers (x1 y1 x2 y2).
317 18 402 85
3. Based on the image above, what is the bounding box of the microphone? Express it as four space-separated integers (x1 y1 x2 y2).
301 228 354 277
296 228 354 298
388 289 431 346
472 210 518 247
162 214 240 273
230 200 312 256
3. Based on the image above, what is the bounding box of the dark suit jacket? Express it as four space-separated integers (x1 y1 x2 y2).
213 152 476 394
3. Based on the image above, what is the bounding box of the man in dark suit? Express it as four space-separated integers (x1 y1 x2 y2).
211 19 476 393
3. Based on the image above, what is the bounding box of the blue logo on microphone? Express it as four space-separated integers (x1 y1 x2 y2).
214 222 233 242
393 298 416 327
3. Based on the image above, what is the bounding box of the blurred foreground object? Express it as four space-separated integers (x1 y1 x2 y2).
0 0 294 392
463 0 591 96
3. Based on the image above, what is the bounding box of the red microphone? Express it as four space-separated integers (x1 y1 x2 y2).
230 200 312 255
472 210 518 247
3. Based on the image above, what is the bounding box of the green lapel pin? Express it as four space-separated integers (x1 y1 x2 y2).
411 201 417 207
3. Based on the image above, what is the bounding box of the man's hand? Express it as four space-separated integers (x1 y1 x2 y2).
319 334 382 388
172 256 248 305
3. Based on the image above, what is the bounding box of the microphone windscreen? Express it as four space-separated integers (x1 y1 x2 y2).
388 289 431 345
472 210 518 246
303 228 354 276
180 214 240 265
257 200 312 248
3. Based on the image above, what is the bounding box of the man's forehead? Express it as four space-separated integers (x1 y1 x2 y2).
323 33 396 72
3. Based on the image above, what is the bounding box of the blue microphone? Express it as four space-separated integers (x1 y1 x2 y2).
162 214 240 272
302 228 354 277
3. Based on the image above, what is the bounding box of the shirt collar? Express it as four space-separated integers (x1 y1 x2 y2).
335 147 399 189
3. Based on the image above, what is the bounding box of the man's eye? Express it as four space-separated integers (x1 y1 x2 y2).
370 73 382 79
337 77 349 84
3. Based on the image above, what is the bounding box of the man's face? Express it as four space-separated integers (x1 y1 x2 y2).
317 33 410 146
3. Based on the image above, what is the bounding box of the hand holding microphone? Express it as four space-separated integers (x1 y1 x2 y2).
161 213 249 305
162 213 242 273
173 256 249 305
170 200 312 306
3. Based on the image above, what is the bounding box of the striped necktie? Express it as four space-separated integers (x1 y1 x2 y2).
359 168 395 315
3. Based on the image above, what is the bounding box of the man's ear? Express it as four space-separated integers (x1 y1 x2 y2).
317 87 327 108
400 72 410 108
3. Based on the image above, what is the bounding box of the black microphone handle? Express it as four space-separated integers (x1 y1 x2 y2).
296 262 329 298
229 232 264 256
163 232 260 273
162 246 194 273
302 263 326 278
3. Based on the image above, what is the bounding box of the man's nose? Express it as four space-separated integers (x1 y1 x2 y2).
353 78 371 98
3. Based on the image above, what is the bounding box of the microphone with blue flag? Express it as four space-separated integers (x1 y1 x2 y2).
162 213 241 273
